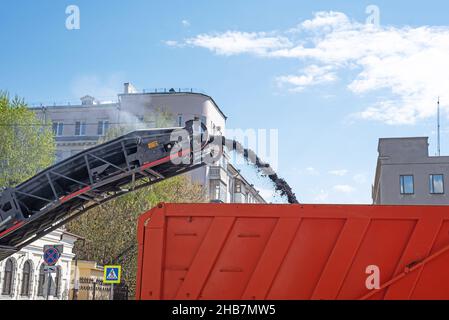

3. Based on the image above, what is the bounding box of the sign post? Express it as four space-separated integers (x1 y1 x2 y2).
43 245 63 300
103 265 121 300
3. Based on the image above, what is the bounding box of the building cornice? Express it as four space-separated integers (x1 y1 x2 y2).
118 91 228 120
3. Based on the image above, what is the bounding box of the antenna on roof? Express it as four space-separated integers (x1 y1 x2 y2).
437 96 441 156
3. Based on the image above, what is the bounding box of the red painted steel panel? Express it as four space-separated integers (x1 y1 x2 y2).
136 203 449 300
200 218 277 299
267 218 345 299
312 218 371 299
163 216 213 299
175 217 235 299
337 219 416 299
242 218 302 299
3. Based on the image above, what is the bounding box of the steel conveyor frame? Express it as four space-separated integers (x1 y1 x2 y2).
0 121 209 260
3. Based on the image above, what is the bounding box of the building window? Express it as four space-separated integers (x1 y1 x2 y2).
54 266 61 297
52 122 64 136
177 114 183 127
400 175 414 194
2 258 14 295
201 116 207 131
97 120 109 136
20 260 32 296
37 264 45 296
192 116 203 133
430 174 444 194
210 180 226 202
235 182 242 193
214 183 220 200
75 121 86 136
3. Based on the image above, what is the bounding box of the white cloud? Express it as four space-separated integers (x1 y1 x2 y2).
329 169 348 176
181 19 190 27
165 40 180 47
170 11 449 124
333 184 355 193
184 31 292 56
300 11 351 31
276 65 337 91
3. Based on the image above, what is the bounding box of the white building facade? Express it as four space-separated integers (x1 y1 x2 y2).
0 229 78 300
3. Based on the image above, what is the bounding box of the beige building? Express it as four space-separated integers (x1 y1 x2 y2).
31 83 265 204
69 260 107 300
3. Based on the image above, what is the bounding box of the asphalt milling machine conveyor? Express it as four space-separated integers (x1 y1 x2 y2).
0 121 297 261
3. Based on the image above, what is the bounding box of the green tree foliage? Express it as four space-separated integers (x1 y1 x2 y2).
67 177 206 296
0 92 55 187
67 107 207 297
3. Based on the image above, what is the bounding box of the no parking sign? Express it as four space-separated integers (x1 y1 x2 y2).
43 245 63 272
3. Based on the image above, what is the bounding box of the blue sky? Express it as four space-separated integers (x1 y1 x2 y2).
2 0 449 203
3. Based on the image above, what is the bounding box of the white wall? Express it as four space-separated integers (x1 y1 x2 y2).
0 229 77 300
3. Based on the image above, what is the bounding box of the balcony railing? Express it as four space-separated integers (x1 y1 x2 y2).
142 88 206 95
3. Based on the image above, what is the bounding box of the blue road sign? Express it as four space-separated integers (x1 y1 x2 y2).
104 265 121 284
43 246 61 266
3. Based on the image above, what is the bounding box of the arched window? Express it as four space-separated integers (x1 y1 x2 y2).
37 264 45 296
20 260 32 296
2 258 14 295
54 266 61 297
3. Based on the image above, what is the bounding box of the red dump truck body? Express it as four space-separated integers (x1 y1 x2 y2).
136 203 449 300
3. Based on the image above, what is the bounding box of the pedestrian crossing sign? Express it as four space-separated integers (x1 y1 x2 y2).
103 265 121 284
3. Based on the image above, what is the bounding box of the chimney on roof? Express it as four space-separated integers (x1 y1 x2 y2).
124 82 137 94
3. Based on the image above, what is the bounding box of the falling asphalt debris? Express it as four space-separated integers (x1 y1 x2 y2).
220 137 299 204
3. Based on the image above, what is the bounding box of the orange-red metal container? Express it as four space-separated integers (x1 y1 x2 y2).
136 203 449 300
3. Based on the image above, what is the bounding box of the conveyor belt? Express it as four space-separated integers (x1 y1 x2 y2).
0 121 209 260
0 120 299 261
